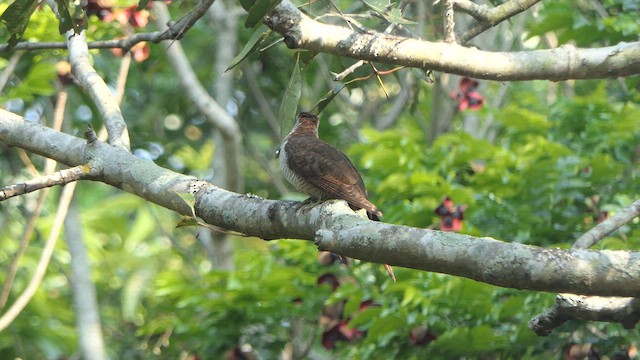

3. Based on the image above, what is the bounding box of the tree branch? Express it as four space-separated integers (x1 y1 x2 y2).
529 295 640 336
573 199 640 250
265 0 639 81
0 0 216 53
3 109 640 298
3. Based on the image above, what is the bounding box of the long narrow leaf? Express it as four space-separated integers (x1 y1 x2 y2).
0 0 38 49
278 53 302 140
245 0 281 28
311 84 347 115
225 26 271 72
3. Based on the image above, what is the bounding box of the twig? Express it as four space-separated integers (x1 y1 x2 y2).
0 165 89 201
0 0 216 53
455 0 542 43
443 0 456 44
332 60 367 81
572 198 640 250
0 51 23 92
65 28 131 151
98 52 132 142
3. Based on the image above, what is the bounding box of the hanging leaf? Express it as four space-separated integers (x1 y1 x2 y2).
311 84 346 115
225 26 271 72
412 68 434 83
0 0 38 49
55 0 74 34
244 0 281 28
299 50 318 65
175 191 197 218
278 53 302 140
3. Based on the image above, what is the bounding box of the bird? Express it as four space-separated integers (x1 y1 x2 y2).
278 112 395 281
278 112 382 219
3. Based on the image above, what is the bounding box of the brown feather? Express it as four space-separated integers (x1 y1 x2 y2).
281 113 382 218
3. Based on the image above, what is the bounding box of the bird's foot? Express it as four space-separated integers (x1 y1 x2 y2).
297 197 321 212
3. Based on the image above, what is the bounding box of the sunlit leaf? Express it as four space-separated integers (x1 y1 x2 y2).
0 0 38 49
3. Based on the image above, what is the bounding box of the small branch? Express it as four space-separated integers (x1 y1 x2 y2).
332 60 367 81
65 29 131 151
529 295 640 336
0 0 216 53
443 0 456 44
573 198 640 249
529 198 640 335
453 0 490 22
0 165 89 201
455 0 542 44
97 52 131 142
0 51 23 92
0 182 77 332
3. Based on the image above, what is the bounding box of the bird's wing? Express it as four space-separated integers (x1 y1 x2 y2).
284 136 382 216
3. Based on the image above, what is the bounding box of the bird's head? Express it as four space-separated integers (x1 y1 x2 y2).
289 112 319 137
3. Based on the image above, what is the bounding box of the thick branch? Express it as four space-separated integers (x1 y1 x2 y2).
2 110 640 297
265 0 640 81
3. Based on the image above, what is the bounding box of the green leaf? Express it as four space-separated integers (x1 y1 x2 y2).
430 326 509 355
239 0 256 12
361 0 416 25
278 53 301 140
310 84 346 115
225 26 270 72
175 191 196 217
244 0 281 28
55 0 74 34
367 314 405 342
0 0 38 49
136 0 151 11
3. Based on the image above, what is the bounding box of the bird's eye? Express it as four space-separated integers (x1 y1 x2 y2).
275 149 280 158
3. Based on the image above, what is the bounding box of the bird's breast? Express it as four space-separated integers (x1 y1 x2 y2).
279 139 326 198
